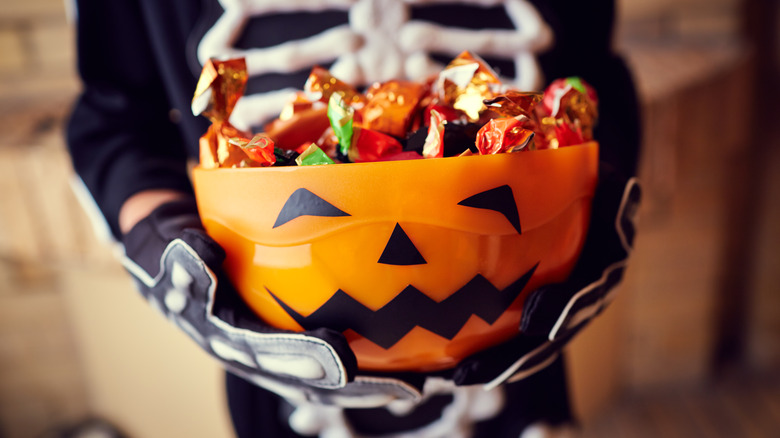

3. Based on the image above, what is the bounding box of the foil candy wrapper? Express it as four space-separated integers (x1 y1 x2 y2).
228 134 276 167
296 144 335 166
305 66 366 108
538 77 599 148
361 80 428 138
432 51 503 122
192 58 251 169
327 92 355 157
476 117 535 155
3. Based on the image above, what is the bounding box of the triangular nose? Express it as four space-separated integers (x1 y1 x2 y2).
378 223 427 266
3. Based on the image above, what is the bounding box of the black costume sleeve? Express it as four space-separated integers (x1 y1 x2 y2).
66 0 194 239
517 0 642 337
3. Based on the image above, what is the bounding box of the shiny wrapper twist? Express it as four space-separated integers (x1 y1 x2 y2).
327 92 355 157
296 144 335 166
484 91 542 121
192 58 251 168
433 51 502 122
228 134 276 167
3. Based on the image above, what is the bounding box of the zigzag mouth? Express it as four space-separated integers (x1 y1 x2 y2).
268 263 539 349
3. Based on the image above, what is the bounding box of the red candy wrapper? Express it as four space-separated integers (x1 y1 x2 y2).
349 127 403 162
229 134 276 167
476 117 535 155
432 51 502 122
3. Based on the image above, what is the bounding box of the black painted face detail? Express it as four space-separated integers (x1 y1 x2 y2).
273 188 350 228
458 185 522 234
269 263 538 349
378 223 427 266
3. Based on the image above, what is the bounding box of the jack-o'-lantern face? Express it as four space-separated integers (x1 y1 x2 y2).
192 142 598 372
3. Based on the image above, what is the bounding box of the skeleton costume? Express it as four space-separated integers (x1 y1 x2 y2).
67 0 640 437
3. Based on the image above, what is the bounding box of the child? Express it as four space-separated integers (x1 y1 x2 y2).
67 1 640 436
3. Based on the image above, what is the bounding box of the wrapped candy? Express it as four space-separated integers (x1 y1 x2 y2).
476 117 535 155
432 51 503 121
305 66 366 108
264 107 331 151
537 77 599 149
228 134 276 167
296 144 335 166
327 92 355 157
192 58 252 168
483 91 543 149
361 80 428 138
326 91 402 163
348 127 403 162
483 91 542 121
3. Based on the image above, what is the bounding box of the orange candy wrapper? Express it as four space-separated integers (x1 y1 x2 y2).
304 66 366 108
361 80 428 138
192 59 251 169
228 134 276 167
476 117 535 154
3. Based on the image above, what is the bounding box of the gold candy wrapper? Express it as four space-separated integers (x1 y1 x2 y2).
433 51 503 121
192 58 252 168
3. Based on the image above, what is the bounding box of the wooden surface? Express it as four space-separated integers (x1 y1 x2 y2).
582 372 780 438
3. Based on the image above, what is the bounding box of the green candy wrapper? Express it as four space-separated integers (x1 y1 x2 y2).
296 144 335 166
327 92 355 157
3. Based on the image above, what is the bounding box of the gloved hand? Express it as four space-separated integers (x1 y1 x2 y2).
120 197 423 406
451 165 641 388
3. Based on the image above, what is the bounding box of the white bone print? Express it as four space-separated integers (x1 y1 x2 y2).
197 0 552 130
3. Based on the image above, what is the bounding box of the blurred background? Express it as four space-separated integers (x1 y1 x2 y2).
0 0 778 437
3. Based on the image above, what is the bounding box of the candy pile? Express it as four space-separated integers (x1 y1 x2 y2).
193 52 598 169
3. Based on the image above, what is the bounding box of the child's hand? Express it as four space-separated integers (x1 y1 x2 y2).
453 170 641 388
119 197 419 403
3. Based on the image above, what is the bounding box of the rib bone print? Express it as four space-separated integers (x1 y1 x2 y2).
197 0 552 130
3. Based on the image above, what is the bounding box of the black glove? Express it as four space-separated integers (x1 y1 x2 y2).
121 197 423 406
452 165 641 387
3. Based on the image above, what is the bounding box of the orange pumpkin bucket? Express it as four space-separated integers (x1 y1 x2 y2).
192 141 598 372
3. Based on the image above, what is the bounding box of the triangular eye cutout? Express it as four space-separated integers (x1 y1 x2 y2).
273 188 350 228
378 224 427 265
458 185 522 234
